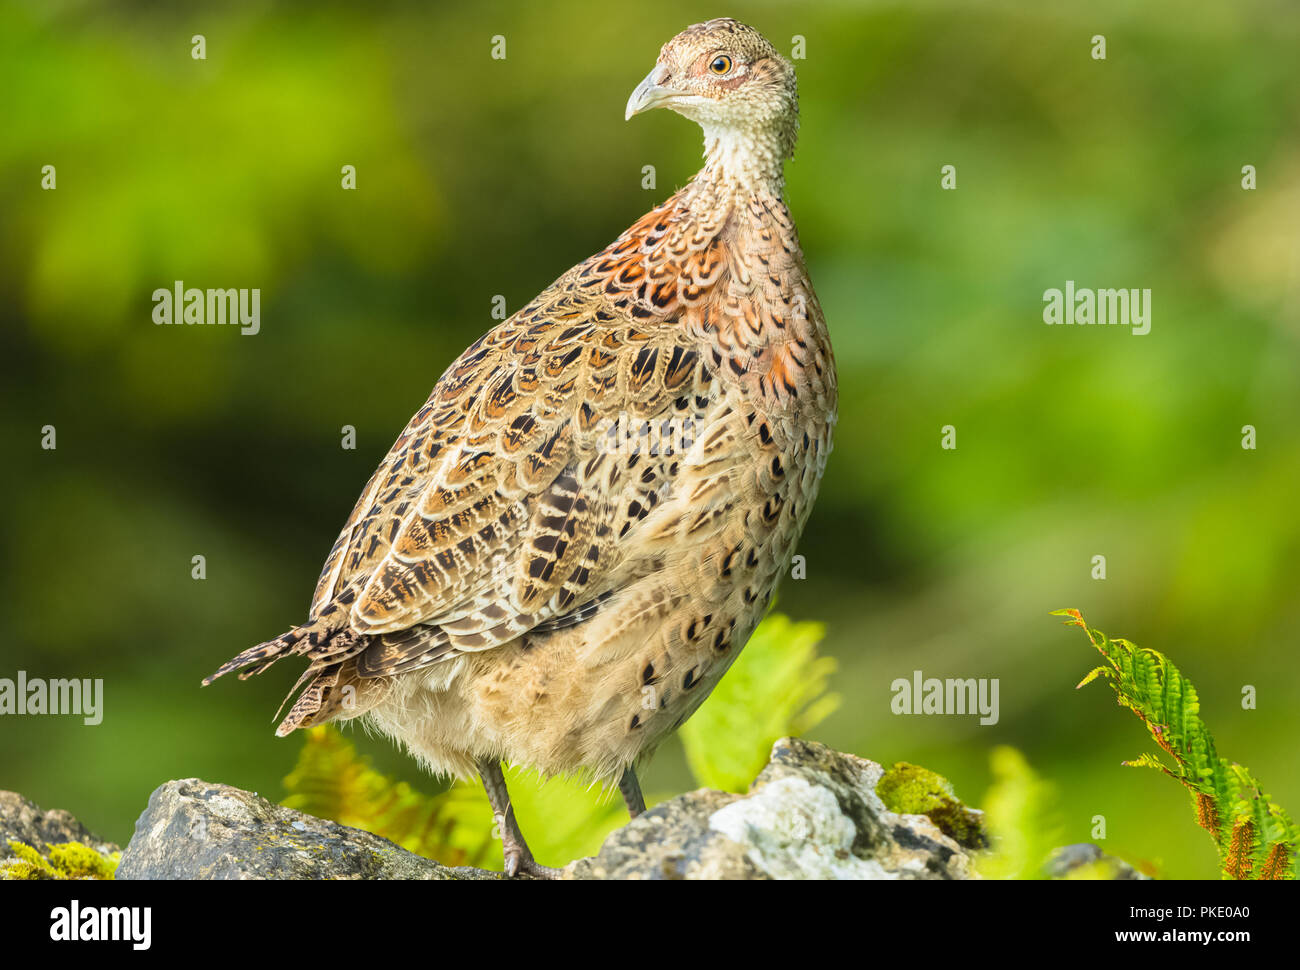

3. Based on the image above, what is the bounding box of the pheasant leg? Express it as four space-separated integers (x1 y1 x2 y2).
619 765 646 818
476 758 561 879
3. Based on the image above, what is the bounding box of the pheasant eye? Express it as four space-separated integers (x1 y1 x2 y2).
709 55 733 75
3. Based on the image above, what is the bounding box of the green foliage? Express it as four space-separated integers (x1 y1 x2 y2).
680 613 840 792
282 727 497 868
975 746 1065 880
5 3 1299 874
0 840 119 880
1057 608 1299 879
282 611 838 866
282 726 629 869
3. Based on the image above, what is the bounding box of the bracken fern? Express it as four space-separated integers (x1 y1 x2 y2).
1056 608 1297 880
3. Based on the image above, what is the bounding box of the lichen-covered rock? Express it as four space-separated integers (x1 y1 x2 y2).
116 779 501 880
566 738 976 880
0 790 121 858
565 788 761 879
81 740 984 880
0 790 122 880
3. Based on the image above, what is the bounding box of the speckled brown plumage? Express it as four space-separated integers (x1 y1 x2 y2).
205 17 836 873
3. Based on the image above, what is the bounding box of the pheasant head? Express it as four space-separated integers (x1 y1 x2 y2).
625 18 798 194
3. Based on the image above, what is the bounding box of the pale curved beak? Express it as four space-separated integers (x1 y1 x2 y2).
625 64 675 120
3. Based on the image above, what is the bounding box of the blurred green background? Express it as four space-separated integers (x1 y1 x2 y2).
2 0 1297 878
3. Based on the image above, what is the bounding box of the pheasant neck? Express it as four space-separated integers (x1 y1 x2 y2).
693 125 788 200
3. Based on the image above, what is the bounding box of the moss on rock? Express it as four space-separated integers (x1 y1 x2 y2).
1 838 120 880
876 762 988 850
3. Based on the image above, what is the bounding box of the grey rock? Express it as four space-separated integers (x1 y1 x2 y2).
0 789 120 857
1045 842 1150 880
116 779 501 880
566 737 976 879
100 739 982 880
565 788 762 879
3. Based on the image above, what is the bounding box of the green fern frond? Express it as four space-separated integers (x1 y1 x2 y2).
282 726 497 868
282 727 627 869
975 746 1064 879
1055 608 1299 880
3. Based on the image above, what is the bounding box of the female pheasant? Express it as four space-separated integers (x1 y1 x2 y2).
205 18 836 877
